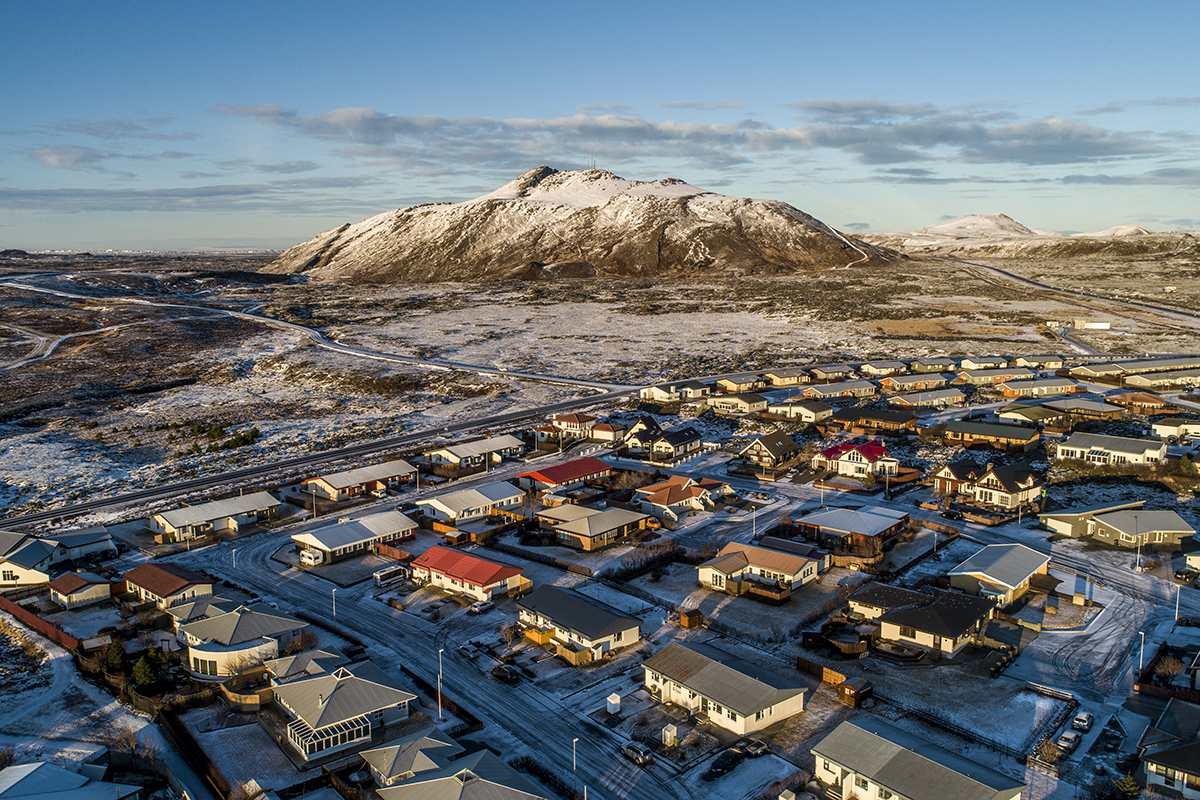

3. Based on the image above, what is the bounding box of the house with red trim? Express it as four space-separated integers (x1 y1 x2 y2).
516 457 612 492
410 545 530 602
810 441 899 478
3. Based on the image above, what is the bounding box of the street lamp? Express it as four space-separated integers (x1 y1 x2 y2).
438 648 445 721
231 548 238 569
1138 630 1146 673
1176 583 1182 626
1133 514 1141 571
572 737 578 774
331 588 336 621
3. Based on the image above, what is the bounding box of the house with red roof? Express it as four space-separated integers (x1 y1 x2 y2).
516 457 612 492
48 571 112 609
122 562 214 609
550 413 597 438
410 545 530 602
810 440 900 479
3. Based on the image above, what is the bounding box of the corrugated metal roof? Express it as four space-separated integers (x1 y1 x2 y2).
553 508 647 538
264 648 349 681
798 506 908 538
180 604 304 646
949 544 1049 590
517 457 610 486
410 546 523 588
418 482 523 517
310 459 415 489
293 510 417 552
432 435 525 460
156 491 280 529
642 642 804 717
375 750 548 799
273 661 415 731
1094 509 1195 536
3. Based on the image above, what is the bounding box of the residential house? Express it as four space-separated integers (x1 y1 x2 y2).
739 432 799 469
715 373 765 393
301 459 416 502
360 726 465 788
999 378 1080 398
48 572 112 609
0 528 117 588
410 545 529 601
960 356 1010 371
1126 368 1200 389
948 544 1050 606
879 372 951 392
642 642 806 735
877 591 995 656
1153 418 1200 440
766 398 833 422
1043 397 1124 422
709 393 768 415
796 506 909 552
1037 500 1144 538
1038 501 1194 548
180 603 308 678
809 363 855 382
997 404 1069 429
424 434 525 470
958 367 1036 386
762 367 812 386
1108 391 1174 415
589 421 626 442
1137 698 1200 800
823 408 918 436
697 541 822 595
375 750 551 800
291 510 418 566
0 763 141 800
621 416 663 453
811 440 900 478
639 380 711 402
122 562 214 609
812 718 1025 800
147 491 281 542
1116 356 1200 374
938 421 1040 452
889 387 965 408
802 380 877 400
549 413 597 438
1069 362 1126 379
1054 432 1166 464
647 426 704 461
1012 355 1065 369
165 595 237 627
517 585 641 664
952 462 1044 510
516 457 611 492
265 648 350 684
416 481 524 523
860 360 907 377
545 507 649 551
634 475 729 521
910 357 959 373
932 461 987 496
847 582 932 620
273 660 416 761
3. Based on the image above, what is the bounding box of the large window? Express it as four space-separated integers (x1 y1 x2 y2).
899 626 917 639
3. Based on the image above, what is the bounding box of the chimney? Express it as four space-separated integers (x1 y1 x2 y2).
318 693 324 705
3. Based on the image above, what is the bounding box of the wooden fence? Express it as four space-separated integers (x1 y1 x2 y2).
0 594 80 651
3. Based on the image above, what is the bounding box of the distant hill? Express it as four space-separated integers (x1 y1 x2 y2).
265 166 901 283
861 214 1199 258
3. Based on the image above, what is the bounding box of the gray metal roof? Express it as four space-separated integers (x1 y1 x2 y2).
432 435 525 460
807 380 877 395
798 506 908 538
517 586 640 641
1058 432 1165 456
273 661 415 731
156 491 280 529
376 750 549 800
552 507 648 539
890 388 964 405
1037 500 1144 522
312 459 415 489
360 726 465 782
1094 510 1195 537
1043 398 1122 413
293 510 417 552
942 421 1038 441
418 482 522 516
812 718 1024 800
264 648 349 681
180 604 304 646
949 544 1049 590
0 762 141 800
0 536 56 569
642 642 804 717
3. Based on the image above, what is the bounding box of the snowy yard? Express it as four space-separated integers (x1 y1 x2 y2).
41 601 126 639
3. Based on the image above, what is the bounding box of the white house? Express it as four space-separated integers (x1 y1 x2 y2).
409 545 528 602
517 585 641 664
0 529 117 588
888 387 965 408
1054 432 1167 465
416 482 524 523
180 604 308 678
811 440 899 478
697 541 822 594
860 360 908 377
802 380 877 399
642 642 806 735
709 393 768 414
147 491 281 542
948 544 1050 606
291 510 418 565
47 571 112 609
766 398 833 422
423 434 525 470
1153 418 1200 440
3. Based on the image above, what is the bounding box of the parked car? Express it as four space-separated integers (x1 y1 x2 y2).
370 489 387 499
1056 732 1081 755
468 600 495 615
1072 712 1094 733
742 739 769 758
491 664 520 684
1174 568 1198 584
458 644 478 659
941 509 964 520
707 747 745 777
619 742 655 766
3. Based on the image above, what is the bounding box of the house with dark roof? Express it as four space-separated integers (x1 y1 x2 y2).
997 403 1070 429
1043 397 1125 422
273 660 416 762
939 462 1044 510
376 750 550 800
48 571 112 609
410 545 529 602
877 591 995 656
910 357 959 373
949 544 1050 607
813 718 1025 800
932 460 987 496
122 562 214 609
1137 698 1200 799
824 408 918 436
516 457 611 492
517 585 641 664
549 412 597 438
738 432 799 469
179 603 308 678
1108 391 1174 414
621 416 664 453
938 421 1040 452
847 582 932 620
0 762 141 800
642 642 806 735
360 726 466 788
0 529 117 588
634 475 729 522
648 425 703 461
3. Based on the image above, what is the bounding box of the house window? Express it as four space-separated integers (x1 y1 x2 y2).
856 776 869 789
823 761 831 772
1 570 15 582
880 791 893 799
899 626 916 639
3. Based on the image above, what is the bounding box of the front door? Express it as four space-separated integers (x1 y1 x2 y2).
933 635 943 651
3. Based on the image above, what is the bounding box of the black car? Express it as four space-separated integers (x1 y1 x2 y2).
1174 568 1198 584
940 509 964 520
707 747 745 777
491 664 520 684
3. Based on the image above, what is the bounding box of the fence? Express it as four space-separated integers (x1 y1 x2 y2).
375 544 413 561
0 594 80 651
159 709 231 799
485 540 593 576
795 656 847 685
108 750 196 800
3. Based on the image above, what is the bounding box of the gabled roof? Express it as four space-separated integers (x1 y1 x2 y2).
949 544 1049 590
274 661 415 731
701 541 817 577
517 457 610 486
551 412 596 424
308 459 416 489
812 718 1024 800
517 586 640 640
715 392 767 405
879 591 995 638
47 572 110 596
936 460 986 483
553 508 647 539
376 750 549 800
0 762 140 800
411 546 523 588
1058 432 1164 455
166 595 237 624
654 426 702 447
1001 378 1077 391
884 372 953 386
978 462 1042 493
942 421 1039 441
1043 398 1122 414
740 432 797 460
180 603 304 646
156 491 280 529
293 510 417 552
635 475 726 507
642 642 804 717
430 434 525 460
122 562 213 598
1093 509 1195 537
418 482 523 516
830 408 915 425
798 506 908 537
816 440 890 464
0 536 57 570
891 388 965 405
1140 699 1200 775
768 398 831 412
361 725 466 782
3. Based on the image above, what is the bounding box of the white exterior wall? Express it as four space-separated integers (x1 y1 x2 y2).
0 562 51 587
879 621 974 656
130 582 212 610
51 583 111 609
186 636 288 679
643 668 803 735
1146 764 1200 800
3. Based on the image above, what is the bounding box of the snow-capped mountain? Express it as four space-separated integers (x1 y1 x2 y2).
861 214 1197 258
265 167 899 282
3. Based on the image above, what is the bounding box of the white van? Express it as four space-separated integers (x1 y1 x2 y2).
299 549 323 567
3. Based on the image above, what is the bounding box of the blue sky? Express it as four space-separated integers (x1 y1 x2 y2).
3 0 1199 250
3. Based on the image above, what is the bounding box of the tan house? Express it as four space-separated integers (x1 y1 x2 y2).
910 357 958 373
122 562 214 609
301 459 416 501
998 378 1080 398
947 462 1044 510
739 432 799 469
147 491 281 542
860 360 907 377
762 367 811 386
716 373 765 393
938 421 1040 452
424 434 525 470
709 393 768 414
546 507 649 551
634 475 729 521
1012 355 1065 369
697 541 822 595
879 373 951 392
410 545 529 602
48 571 112 609
181 604 308 679
958 367 1036 386
589 422 626 442
549 413 597 438
948 544 1050 606
803 380 877 399
766 398 833 422
889 388 965 408
517 585 640 665
960 356 1010 371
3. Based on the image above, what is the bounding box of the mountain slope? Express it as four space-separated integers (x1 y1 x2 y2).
266 167 900 283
